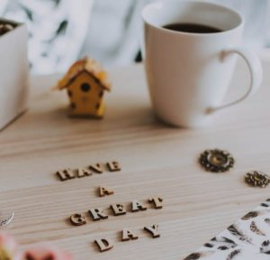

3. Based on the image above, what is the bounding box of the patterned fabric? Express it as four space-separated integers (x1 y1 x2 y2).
184 198 270 260
0 0 270 74
0 0 148 74
1 0 92 74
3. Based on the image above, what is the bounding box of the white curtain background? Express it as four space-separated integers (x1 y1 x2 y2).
1 0 269 74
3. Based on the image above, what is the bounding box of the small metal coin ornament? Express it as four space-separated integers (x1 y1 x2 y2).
245 171 270 188
199 149 235 173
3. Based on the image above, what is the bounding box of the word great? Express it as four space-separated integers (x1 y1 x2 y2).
70 197 163 225
95 225 160 252
56 161 121 181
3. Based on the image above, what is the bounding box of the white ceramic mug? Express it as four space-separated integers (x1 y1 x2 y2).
142 0 263 127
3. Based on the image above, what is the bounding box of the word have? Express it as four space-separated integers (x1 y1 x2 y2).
56 161 121 181
70 197 163 225
95 225 160 252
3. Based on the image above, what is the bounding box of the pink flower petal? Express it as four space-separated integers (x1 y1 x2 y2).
23 244 72 260
0 232 21 260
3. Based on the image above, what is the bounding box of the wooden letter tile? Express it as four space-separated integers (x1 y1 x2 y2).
144 224 160 238
111 204 126 216
56 168 75 181
107 161 121 172
131 200 147 212
89 163 103 174
99 187 114 197
122 228 139 241
70 213 87 226
149 197 163 209
89 208 108 221
95 238 114 252
77 168 93 178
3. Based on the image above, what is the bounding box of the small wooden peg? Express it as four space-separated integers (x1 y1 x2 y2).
148 197 163 209
99 186 114 197
95 238 114 252
121 228 139 241
131 200 147 212
111 204 126 216
107 161 121 172
70 213 87 226
144 224 160 238
56 168 75 181
77 167 93 178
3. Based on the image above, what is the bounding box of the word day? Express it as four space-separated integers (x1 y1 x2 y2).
56 161 121 181
95 225 160 252
70 197 163 225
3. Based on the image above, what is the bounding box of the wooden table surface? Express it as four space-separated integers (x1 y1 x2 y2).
1 60 270 260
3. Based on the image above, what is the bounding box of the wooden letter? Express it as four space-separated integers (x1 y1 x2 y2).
131 200 147 212
89 163 103 174
107 161 121 172
149 197 163 209
70 213 87 226
144 224 160 238
99 187 114 197
56 168 75 181
122 228 139 241
111 204 126 216
77 168 92 178
95 238 114 252
89 208 108 221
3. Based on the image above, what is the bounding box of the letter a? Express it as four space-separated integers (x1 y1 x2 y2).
99 187 114 197
77 168 92 178
131 200 147 212
122 228 139 241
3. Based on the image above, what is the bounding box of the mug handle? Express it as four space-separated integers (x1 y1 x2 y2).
208 47 263 113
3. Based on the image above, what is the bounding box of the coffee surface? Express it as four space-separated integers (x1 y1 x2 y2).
163 23 222 33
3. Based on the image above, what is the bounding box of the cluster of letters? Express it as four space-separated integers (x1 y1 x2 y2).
56 161 121 181
70 196 163 252
59 161 163 252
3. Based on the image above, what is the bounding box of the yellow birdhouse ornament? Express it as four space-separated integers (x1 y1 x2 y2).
56 57 111 118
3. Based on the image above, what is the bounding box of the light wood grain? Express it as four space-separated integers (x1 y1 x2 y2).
1 60 270 260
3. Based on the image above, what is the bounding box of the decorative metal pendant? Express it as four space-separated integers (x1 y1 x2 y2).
199 149 235 173
0 212 14 228
245 171 270 188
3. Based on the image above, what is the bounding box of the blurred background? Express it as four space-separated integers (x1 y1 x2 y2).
1 0 269 74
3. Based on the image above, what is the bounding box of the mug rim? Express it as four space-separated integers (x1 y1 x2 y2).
142 0 244 37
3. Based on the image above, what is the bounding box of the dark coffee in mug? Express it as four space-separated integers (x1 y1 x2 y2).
163 23 222 33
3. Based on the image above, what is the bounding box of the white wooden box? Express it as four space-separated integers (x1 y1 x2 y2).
0 18 28 130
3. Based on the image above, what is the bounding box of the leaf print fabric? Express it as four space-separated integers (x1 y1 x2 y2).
183 198 270 260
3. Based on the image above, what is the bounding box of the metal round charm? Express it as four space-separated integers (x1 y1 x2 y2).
245 171 270 188
199 149 235 173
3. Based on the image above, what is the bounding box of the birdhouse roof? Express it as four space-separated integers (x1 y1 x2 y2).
56 57 111 91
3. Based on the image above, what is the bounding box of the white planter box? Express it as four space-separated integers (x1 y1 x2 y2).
0 18 28 130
